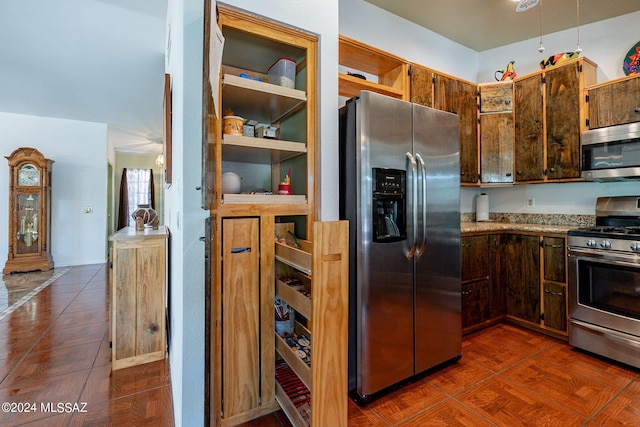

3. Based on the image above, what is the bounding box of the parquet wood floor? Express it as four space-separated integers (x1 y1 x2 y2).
0 264 173 427
248 322 640 427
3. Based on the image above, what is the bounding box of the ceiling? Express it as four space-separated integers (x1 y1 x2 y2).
363 0 640 52
2 1 639 156
0 0 167 155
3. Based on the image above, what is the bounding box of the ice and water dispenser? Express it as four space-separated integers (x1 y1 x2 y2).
372 168 406 243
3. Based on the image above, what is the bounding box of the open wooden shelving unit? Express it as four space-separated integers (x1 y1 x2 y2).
338 35 409 100
273 221 349 427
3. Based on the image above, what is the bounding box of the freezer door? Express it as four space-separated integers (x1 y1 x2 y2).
356 91 415 397
412 103 462 374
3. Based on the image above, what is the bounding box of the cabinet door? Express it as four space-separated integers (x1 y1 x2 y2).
489 234 505 318
543 236 566 283
543 282 566 331
514 74 544 182
588 75 640 129
135 242 166 355
480 113 514 183
222 218 260 418
545 63 581 179
462 278 491 328
461 235 489 281
504 234 540 323
434 74 479 183
410 64 435 108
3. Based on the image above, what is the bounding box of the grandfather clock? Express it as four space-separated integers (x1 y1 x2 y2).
3 147 54 274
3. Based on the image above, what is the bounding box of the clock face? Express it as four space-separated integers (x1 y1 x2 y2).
18 164 40 186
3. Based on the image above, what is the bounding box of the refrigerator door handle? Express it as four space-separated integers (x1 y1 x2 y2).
415 153 427 258
406 151 418 259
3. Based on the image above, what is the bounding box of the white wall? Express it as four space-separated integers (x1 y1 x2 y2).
478 11 640 83
0 112 108 267
164 0 208 425
339 0 478 83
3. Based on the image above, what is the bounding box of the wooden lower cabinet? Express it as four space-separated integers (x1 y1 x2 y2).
110 226 168 371
504 234 540 324
215 218 348 426
222 218 262 418
462 278 491 328
461 234 503 332
462 231 568 338
502 232 568 338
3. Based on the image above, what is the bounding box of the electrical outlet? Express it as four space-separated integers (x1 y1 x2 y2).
526 198 535 208
84 206 93 213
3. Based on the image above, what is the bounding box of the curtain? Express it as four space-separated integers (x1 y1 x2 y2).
117 168 155 230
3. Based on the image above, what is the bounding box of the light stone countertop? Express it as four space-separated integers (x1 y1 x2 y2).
461 221 576 235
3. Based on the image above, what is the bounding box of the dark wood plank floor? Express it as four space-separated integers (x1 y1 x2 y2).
0 264 173 427
3 265 640 426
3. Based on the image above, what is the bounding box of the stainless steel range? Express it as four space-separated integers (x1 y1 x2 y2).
568 196 640 369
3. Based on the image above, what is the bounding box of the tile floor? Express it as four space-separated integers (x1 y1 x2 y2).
0 264 173 427
2 265 640 426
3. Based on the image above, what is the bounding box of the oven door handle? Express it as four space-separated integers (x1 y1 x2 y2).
568 250 640 267
570 319 640 348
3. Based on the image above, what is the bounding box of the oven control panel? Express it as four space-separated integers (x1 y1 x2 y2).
569 235 640 253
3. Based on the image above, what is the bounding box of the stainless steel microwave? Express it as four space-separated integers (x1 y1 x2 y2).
581 122 640 181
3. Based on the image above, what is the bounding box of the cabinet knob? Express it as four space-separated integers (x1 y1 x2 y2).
549 167 555 172
516 170 522 175
635 108 640 113
460 171 465 176
506 172 512 177
461 289 472 295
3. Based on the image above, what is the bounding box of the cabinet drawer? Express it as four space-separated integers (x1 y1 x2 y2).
275 240 312 274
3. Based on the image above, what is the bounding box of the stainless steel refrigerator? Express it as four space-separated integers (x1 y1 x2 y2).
339 90 461 402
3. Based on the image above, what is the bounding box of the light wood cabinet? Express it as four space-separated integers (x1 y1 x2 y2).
208 5 317 215
221 218 261 418
587 73 640 129
338 35 409 100
513 58 597 182
273 221 348 427
110 226 168 370
207 7 348 427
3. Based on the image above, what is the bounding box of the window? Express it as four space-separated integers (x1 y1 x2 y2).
117 168 155 229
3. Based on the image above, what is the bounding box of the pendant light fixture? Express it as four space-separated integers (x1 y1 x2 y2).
538 0 545 53
575 0 582 54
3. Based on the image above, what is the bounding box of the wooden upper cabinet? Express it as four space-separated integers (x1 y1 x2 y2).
513 58 597 183
433 72 479 183
410 66 479 183
587 73 640 129
410 64 435 108
479 82 514 184
545 62 582 180
514 74 545 181
338 35 409 100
